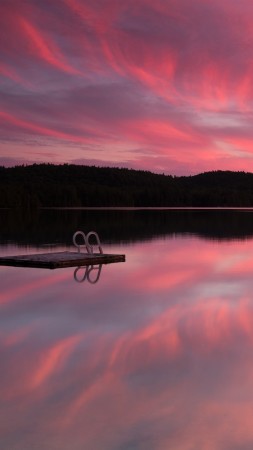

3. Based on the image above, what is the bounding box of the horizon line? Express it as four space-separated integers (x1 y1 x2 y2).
1 162 253 178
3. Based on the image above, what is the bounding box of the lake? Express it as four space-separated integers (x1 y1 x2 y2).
1 208 253 450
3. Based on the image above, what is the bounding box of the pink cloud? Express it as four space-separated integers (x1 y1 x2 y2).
1 0 253 173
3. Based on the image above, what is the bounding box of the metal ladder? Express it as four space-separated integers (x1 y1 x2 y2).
72 230 103 254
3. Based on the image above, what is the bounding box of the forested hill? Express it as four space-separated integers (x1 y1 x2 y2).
1 164 253 208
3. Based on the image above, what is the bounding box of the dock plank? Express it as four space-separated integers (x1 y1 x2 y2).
0 251 125 269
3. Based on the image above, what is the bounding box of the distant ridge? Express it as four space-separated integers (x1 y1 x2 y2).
1 164 253 208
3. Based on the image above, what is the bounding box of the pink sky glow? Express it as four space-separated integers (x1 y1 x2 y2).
1 0 253 174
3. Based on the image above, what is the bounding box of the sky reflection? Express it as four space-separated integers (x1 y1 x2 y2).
1 236 253 449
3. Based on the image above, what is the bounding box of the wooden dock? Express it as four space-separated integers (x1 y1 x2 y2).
0 251 125 270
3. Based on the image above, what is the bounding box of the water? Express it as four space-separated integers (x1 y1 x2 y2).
1 209 253 449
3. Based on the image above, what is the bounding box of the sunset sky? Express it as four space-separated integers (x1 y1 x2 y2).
1 0 253 175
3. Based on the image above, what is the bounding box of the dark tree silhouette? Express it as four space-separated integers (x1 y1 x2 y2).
1 164 253 208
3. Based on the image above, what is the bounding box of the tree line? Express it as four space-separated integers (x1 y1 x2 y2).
1 163 253 208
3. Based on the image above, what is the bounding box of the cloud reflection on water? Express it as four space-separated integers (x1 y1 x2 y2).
1 236 253 449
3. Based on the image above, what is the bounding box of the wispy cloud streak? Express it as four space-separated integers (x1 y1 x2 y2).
1 0 253 173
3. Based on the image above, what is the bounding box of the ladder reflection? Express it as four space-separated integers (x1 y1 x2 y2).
73 264 102 284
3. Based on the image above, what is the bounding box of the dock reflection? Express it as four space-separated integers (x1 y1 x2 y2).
73 264 102 284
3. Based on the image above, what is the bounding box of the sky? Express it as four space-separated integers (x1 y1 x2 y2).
1 0 253 175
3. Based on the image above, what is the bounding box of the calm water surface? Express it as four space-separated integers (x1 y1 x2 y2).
1 209 253 449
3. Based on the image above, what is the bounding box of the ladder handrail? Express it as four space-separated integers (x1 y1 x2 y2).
72 230 103 254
